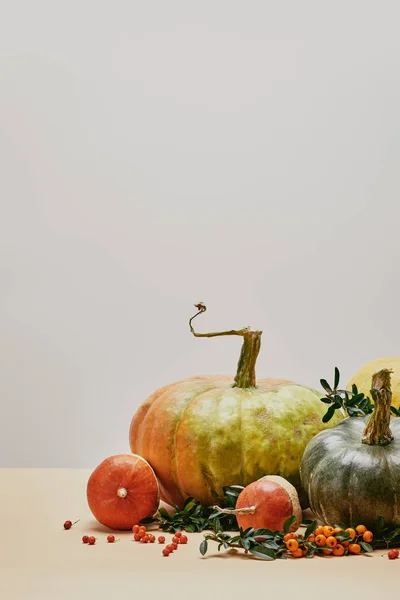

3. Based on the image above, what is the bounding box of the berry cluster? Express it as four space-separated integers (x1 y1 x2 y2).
132 524 156 543
284 523 374 558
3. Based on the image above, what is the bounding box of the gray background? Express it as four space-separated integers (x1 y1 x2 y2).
1 1 399 467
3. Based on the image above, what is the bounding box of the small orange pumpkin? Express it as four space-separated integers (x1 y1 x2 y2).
86 453 159 530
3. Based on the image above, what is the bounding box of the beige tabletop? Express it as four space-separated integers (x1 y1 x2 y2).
0 469 397 600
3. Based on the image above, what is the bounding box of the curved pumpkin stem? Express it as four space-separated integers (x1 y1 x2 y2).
189 303 262 389
362 369 394 446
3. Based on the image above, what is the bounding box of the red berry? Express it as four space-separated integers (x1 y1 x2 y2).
158 536 166 544
388 549 399 559
82 535 89 544
148 535 155 543
107 535 115 543
180 535 188 544
132 525 140 533
162 548 170 556
133 533 141 541
175 531 182 538
63 519 79 530
171 542 178 550
172 536 180 544
393 548 399 557
142 535 150 543
88 536 96 545
166 544 174 552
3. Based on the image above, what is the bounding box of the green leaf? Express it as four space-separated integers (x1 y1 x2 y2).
251 528 274 538
249 545 276 561
283 516 296 533
386 528 400 541
322 405 337 423
360 541 373 553
320 379 332 394
183 500 197 513
158 507 172 520
347 406 364 417
304 520 318 540
241 538 251 550
241 527 254 538
199 540 208 556
185 524 196 533
320 397 332 404
334 367 340 389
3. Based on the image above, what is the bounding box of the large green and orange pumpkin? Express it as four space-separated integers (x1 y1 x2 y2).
129 304 343 508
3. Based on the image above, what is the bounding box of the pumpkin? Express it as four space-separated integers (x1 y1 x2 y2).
86 453 160 530
129 303 343 508
347 357 400 409
300 369 400 528
213 475 302 533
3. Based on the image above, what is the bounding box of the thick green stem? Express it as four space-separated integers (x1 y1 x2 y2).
362 369 393 446
189 303 262 389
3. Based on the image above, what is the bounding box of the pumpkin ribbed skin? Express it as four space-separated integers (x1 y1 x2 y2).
129 374 343 508
300 415 400 528
347 357 400 409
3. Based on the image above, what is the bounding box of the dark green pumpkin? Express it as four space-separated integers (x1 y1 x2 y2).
300 369 400 528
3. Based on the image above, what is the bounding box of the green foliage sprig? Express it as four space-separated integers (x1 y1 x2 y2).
199 517 368 560
319 367 374 423
140 485 244 533
319 367 400 423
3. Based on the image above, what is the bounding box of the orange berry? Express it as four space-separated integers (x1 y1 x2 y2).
322 548 332 555
326 536 337 548
286 539 299 552
345 528 356 539
314 526 325 536
363 531 373 543
132 525 140 533
323 526 335 537
356 524 367 535
315 534 327 547
283 533 296 542
333 544 345 556
349 543 361 554
334 527 342 534
307 534 316 543
291 548 303 558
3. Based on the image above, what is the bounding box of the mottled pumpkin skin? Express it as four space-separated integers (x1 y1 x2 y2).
348 357 400 409
129 375 343 508
300 415 400 528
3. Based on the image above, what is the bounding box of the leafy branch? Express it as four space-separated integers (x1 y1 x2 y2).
199 516 366 560
140 485 244 533
319 367 400 423
319 367 374 423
